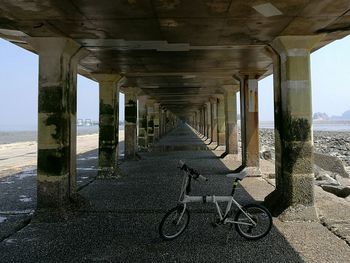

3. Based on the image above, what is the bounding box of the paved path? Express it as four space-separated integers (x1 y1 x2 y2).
0 124 349 262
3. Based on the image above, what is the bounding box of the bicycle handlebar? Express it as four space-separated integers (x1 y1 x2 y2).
178 160 208 181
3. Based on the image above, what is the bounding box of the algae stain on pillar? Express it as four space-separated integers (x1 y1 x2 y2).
125 98 137 159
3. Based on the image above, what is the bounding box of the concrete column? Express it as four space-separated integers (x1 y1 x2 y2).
223 85 239 155
239 73 260 173
205 105 209 138
264 35 324 220
206 102 212 141
162 108 166 136
29 38 87 208
137 95 148 150
196 110 200 132
146 100 155 146
217 95 226 147
124 88 137 159
93 74 121 178
159 108 164 138
210 98 218 144
153 103 160 142
201 107 205 135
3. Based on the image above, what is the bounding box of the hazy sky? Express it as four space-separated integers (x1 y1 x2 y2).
1 35 350 130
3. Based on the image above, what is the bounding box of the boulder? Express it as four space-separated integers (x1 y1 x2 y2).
321 185 350 198
314 165 340 185
314 152 349 178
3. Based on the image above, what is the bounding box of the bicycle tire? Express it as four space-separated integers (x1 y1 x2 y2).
159 205 190 241
234 204 272 240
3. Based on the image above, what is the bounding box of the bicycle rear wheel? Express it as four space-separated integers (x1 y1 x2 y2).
234 204 272 240
159 205 190 241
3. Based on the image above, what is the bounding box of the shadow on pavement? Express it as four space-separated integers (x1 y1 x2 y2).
0 125 304 262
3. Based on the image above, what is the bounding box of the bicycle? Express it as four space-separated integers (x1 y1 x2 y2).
158 160 273 241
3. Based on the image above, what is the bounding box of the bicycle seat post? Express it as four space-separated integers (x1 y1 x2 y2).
231 179 239 196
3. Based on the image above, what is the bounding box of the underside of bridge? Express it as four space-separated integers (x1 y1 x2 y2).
1 0 350 219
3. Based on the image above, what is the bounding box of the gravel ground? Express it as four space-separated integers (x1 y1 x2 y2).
0 124 349 262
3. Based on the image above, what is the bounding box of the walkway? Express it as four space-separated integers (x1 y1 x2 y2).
0 124 349 262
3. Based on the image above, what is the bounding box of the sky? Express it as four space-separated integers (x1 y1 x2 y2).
1 35 350 130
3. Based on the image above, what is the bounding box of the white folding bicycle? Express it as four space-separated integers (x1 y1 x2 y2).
159 161 273 241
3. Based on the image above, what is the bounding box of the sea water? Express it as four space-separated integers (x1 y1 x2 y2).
259 121 350 132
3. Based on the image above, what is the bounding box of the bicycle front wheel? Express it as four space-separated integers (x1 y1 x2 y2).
234 204 272 240
159 205 190 241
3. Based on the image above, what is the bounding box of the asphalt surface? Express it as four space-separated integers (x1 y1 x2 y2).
0 124 349 262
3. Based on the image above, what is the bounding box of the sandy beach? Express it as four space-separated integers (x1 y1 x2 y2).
0 131 125 177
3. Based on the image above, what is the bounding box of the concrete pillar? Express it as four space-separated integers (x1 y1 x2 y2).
93 74 121 178
217 95 226 147
159 108 164 138
264 35 324 220
153 103 160 142
239 73 260 173
203 104 208 139
210 98 218 144
201 107 205 135
29 38 87 208
206 102 212 141
223 85 239 155
124 88 137 159
137 95 148 150
146 100 155 146
162 108 166 136
196 110 200 132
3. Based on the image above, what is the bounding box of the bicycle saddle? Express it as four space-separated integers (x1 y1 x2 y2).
225 170 247 180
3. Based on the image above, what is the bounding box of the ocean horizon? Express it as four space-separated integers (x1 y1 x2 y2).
0 121 349 144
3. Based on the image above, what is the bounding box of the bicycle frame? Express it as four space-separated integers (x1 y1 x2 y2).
177 170 257 227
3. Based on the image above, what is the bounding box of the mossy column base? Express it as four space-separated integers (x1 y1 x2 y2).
223 85 239 155
153 103 160 142
239 74 260 169
124 88 137 159
29 37 86 209
264 35 324 220
210 98 218 144
217 95 226 147
93 74 121 178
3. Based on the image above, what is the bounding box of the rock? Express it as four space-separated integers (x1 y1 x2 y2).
321 185 350 198
314 165 340 186
314 152 349 178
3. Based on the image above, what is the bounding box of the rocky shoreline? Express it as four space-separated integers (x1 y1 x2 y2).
258 128 350 199
259 129 350 168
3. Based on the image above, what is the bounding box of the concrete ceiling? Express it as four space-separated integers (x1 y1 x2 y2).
1 0 350 117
